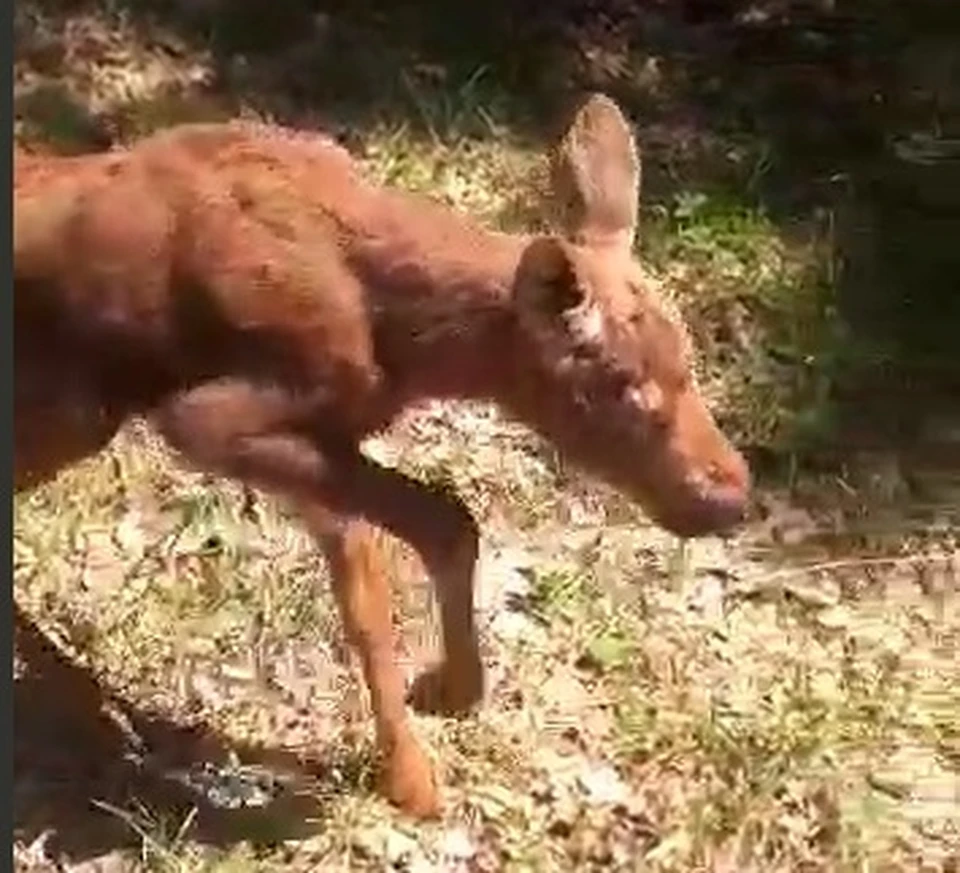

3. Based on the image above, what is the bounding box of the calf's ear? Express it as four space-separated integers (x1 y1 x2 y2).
549 93 641 250
514 237 606 346
515 237 584 316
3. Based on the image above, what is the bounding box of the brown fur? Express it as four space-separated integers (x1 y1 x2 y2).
14 94 749 817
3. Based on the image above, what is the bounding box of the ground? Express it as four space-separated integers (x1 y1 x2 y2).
14 406 960 872
13 2 960 871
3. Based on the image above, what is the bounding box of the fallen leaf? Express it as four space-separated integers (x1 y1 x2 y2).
440 826 476 865
577 763 629 807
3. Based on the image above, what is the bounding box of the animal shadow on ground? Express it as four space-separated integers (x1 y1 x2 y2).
14 601 358 863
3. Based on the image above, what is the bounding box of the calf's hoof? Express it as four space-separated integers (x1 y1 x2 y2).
408 661 483 717
380 741 441 819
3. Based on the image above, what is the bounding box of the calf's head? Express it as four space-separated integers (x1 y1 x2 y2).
510 94 749 537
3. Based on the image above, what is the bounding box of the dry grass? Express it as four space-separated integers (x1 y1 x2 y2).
15 404 959 872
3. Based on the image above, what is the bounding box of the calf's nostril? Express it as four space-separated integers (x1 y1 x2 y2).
709 455 751 496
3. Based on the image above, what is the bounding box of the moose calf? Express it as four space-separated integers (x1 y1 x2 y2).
14 94 749 816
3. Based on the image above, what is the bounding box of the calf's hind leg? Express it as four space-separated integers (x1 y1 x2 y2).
152 380 483 816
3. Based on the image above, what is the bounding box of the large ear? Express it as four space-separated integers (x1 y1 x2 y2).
515 237 584 315
514 237 606 343
549 93 640 249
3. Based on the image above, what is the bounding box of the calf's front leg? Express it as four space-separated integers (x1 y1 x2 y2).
306 508 440 816
153 380 483 816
